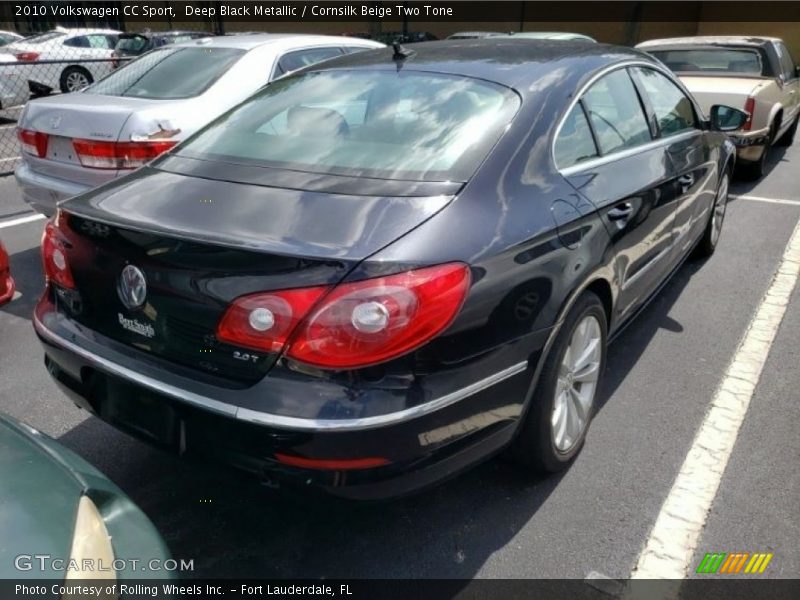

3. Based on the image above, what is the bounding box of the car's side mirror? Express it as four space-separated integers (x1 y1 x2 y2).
709 105 748 132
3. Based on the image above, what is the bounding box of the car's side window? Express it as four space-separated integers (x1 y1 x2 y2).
775 43 797 81
64 36 90 48
274 47 344 78
581 69 652 155
87 35 113 49
554 102 599 168
631 67 698 136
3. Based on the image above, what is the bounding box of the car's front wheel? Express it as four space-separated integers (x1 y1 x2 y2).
510 291 607 473
60 66 93 93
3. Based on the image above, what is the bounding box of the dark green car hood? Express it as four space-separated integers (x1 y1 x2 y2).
0 413 172 579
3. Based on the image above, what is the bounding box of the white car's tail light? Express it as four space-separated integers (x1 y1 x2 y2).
743 96 756 131
17 128 49 158
71 139 177 169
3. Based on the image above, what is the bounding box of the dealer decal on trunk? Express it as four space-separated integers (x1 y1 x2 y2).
118 313 155 338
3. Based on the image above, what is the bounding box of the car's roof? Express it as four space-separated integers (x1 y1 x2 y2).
448 32 505 38
514 31 596 41
307 39 652 91
638 36 779 49
172 33 383 51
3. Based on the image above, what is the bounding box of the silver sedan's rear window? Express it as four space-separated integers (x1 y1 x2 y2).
176 70 520 182
85 47 245 99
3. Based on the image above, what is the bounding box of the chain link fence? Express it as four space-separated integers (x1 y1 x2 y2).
0 23 215 174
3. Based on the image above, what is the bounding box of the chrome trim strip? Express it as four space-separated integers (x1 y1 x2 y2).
237 362 529 431
34 314 239 418
34 314 529 432
560 130 699 177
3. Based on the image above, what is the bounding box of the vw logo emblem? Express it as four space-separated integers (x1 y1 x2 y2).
118 265 147 310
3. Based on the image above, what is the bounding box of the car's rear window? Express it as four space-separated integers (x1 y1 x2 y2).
85 47 245 99
650 48 764 76
176 70 520 182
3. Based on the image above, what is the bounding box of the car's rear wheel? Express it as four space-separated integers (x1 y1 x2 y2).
60 66 93 93
695 171 730 258
775 115 798 147
510 291 607 473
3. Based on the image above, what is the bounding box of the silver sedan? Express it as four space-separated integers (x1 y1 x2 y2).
15 34 383 215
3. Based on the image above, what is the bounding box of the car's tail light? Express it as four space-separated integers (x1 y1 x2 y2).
14 51 40 61
41 211 75 289
217 263 470 369
743 96 756 131
17 128 49 158
71 139 177 169
217 286 329 353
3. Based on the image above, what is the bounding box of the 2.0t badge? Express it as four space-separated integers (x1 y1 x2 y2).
117 264 147 310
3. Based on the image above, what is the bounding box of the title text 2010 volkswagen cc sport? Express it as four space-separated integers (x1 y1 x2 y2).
34 40 744 499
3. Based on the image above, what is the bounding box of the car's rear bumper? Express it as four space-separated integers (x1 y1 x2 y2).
728 126 771 162
34 297 540 500
15 162 91 216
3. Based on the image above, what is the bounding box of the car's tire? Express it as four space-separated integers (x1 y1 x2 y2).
739 121 776 181
509 291 607 473
775 115 798 147
60 66 93 93
695 170 730 258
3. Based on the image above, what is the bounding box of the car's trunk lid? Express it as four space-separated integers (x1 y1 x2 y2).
678 76 769 115
20 93 186 186
56 166 455 384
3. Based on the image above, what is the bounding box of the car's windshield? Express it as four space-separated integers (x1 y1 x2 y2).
85 46 245 99
650 48 764 75
176 70 520 182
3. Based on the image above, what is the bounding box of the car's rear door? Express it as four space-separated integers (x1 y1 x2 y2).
630 66 715 259
557 67 681 321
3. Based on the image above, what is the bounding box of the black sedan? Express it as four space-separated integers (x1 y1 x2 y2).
33 40 744 500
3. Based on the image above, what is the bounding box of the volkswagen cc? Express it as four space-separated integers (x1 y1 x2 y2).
33 40 744 499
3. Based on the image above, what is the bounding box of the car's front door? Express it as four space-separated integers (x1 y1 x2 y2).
631 66 714 259
557 67 682 322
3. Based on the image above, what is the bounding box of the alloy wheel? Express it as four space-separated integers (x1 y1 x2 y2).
66 72 89 92
711 174 729 247
552 315 602 452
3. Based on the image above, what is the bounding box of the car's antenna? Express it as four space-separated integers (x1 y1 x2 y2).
392 42 413 60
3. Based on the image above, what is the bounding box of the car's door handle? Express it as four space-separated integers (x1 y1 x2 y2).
678 174 695 189
607 202 634 221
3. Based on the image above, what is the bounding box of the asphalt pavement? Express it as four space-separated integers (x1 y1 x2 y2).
1 144 798 581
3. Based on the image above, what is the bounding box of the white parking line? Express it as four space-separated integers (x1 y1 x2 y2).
0 213 45 229
628 216 800 583
0 156 21 163
733 194 800 207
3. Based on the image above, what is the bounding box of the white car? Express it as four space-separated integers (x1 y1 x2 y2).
0 30 24 46
15 34 384 215
0 54 29 109
4 28 121 93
